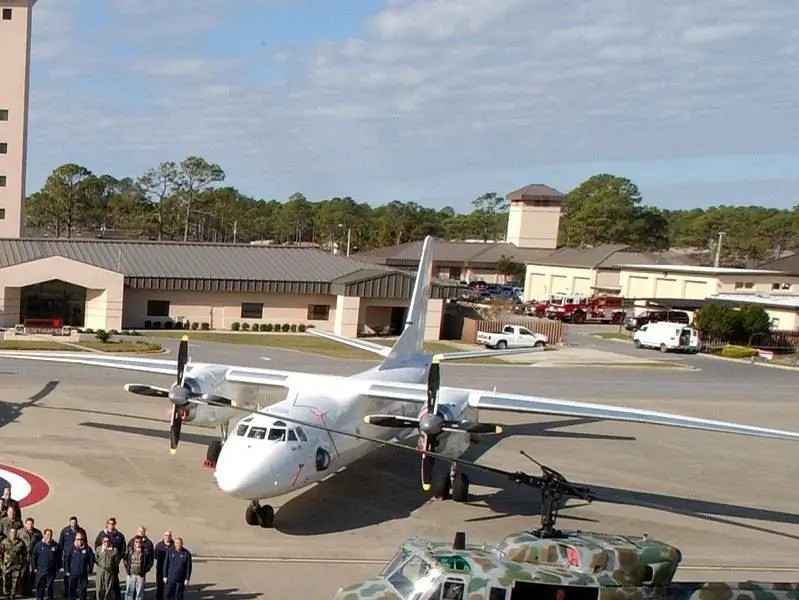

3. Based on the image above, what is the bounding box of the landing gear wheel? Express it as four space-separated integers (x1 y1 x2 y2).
452 473 470 503
245 505 259 526
431 469 451 500
257 505 275 528
205 440 223 468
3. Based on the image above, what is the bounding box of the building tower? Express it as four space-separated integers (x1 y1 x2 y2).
0 0 36 239
504 184 563 249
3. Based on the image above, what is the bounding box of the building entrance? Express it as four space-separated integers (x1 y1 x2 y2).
19 279 86 328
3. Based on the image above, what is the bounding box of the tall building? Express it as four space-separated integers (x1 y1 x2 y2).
504 184 563 249
0 0 36 239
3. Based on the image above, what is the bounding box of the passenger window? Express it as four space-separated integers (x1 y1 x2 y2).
296 427 308 442
248 427 267 439
441 579 464 600
236 424 249 436
489 588 507 600
288 430 298 442
268 428 286 442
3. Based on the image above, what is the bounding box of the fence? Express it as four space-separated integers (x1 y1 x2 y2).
700 329 799 354
459 316 566 345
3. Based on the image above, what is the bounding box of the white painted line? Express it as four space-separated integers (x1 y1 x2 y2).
259 357 271 361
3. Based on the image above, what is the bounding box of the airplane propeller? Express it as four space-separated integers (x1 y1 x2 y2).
122 335 236 454
364 355 503 491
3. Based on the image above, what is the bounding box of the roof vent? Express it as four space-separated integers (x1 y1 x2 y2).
453 532 466 550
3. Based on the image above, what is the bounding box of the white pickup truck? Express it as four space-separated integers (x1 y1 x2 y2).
476 325 548 350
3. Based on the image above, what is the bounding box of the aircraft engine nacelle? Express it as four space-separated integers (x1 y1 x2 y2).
179 403 226 427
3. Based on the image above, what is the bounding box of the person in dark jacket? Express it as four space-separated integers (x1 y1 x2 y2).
0 488 21 521
64 532 94 600
20 517 43 596
123 536 152 600
124 527 153 567
163 538 191 600
153 531 173 600
58 517 85 599
33 529 61 600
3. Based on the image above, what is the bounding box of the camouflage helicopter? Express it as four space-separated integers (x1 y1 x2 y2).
329 451 799 600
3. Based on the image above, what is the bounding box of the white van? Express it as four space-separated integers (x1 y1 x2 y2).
633 321 700 353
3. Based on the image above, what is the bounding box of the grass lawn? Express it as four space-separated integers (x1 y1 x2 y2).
591 332 632 340
145 331 511 364
0 340 163 354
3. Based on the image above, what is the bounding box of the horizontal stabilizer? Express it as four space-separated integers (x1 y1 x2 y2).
435 346 546 362
307 328 391 357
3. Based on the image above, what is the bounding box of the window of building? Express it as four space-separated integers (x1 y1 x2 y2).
146 300 170 317
0 143 7 154
0 110 8 121
0 209 5 220
734 281 754 289
771 318 780 329
240 302 263 319
0 176 6 187
307 304 330 320
2 8 12 20
773 282 792 291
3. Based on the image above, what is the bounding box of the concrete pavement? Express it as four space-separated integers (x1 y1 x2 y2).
1 347 798 598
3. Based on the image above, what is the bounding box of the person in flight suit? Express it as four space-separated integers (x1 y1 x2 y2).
0 490 20 523
162 538 191 600
0 527 29 600
19 518 43 596
32 529 61 600
64 532 94 600
58 518 85 599
152 532 173 600
0 508 23 541
94 536 121 600
94 519 125 599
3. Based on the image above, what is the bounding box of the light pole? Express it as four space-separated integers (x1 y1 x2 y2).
338 223 351 256
713 231 726 267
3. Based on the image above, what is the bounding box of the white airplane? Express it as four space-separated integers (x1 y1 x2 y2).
4 235 799 530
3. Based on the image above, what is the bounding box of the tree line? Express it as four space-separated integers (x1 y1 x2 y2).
25 160 799 266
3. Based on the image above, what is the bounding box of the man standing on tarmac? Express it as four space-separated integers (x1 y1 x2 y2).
20 518 43 597
58 518 85 599
64 532 94 600
153 532 174 600
0 489 21 522
163 538 191 600
33 529 61 600
1 527 29 600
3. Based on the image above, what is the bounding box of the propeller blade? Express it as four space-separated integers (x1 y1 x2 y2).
169 404 183 454
177 335 189 385
441 421 504 435
421 435 436 491
124 384 170 398
426 355 440 414
364 415 420 429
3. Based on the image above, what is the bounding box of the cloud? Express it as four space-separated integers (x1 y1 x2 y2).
23 0 799 208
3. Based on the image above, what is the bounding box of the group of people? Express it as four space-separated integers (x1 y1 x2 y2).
0 488 193 600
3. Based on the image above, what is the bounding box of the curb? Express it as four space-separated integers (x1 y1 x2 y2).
697 352 799 372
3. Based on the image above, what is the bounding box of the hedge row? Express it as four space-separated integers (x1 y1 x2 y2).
230 322 315 333
142 320 210 330
718 345 759 359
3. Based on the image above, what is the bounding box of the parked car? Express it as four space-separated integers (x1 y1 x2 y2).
476 325 548 350
625 310 690 331
633 321 700 353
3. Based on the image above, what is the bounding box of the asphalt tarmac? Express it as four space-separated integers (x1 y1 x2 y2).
0 340 798 599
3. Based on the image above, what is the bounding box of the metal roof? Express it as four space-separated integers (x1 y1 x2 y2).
532 245 696 269
506 184 564 202
615 264 784 275
759 253 799 274
355 238 555 267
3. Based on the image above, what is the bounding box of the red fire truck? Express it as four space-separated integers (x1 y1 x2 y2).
541 293 627 324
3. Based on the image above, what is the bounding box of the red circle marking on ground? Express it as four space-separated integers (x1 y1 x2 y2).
0 464 50 508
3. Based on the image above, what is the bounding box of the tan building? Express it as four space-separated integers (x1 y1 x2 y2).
357 184 564 281
0 0 36 239
0 239 460 339
524 244 693 302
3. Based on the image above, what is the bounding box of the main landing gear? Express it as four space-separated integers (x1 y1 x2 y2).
204 423 228 469
431 463 469 503
245 501 275 528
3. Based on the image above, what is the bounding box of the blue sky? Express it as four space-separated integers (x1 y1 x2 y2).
25 0 799 211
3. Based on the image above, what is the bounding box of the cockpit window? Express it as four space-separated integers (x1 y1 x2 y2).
235 424 249 436
247 427 267 439
288 430 297 442
387 555 437 599
267 428 286 442
296 427 308 442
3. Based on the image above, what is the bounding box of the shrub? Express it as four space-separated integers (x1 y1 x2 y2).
290 324 297 332
281 323 291 332
153 321 162 329
164 321 174 330
263 323 273 332
231 322 240 331
110 329 119 336
183 320 190 330
273 323 282 332
144 321 152 329
720 345 758 359
191 322 199 330
95 329 111 343
84 328 94 334
242 322 251 331
201 322 210 330
298 324 306 332
257 323 267 332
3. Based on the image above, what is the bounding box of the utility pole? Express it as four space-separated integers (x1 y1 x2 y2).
713 231 726 267
346 227 351 256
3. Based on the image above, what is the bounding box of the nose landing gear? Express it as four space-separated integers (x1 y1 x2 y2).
245 501 275 528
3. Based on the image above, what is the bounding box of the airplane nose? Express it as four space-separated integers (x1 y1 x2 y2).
214 441 262 499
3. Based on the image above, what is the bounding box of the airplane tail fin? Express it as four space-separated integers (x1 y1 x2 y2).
380 236 435 368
